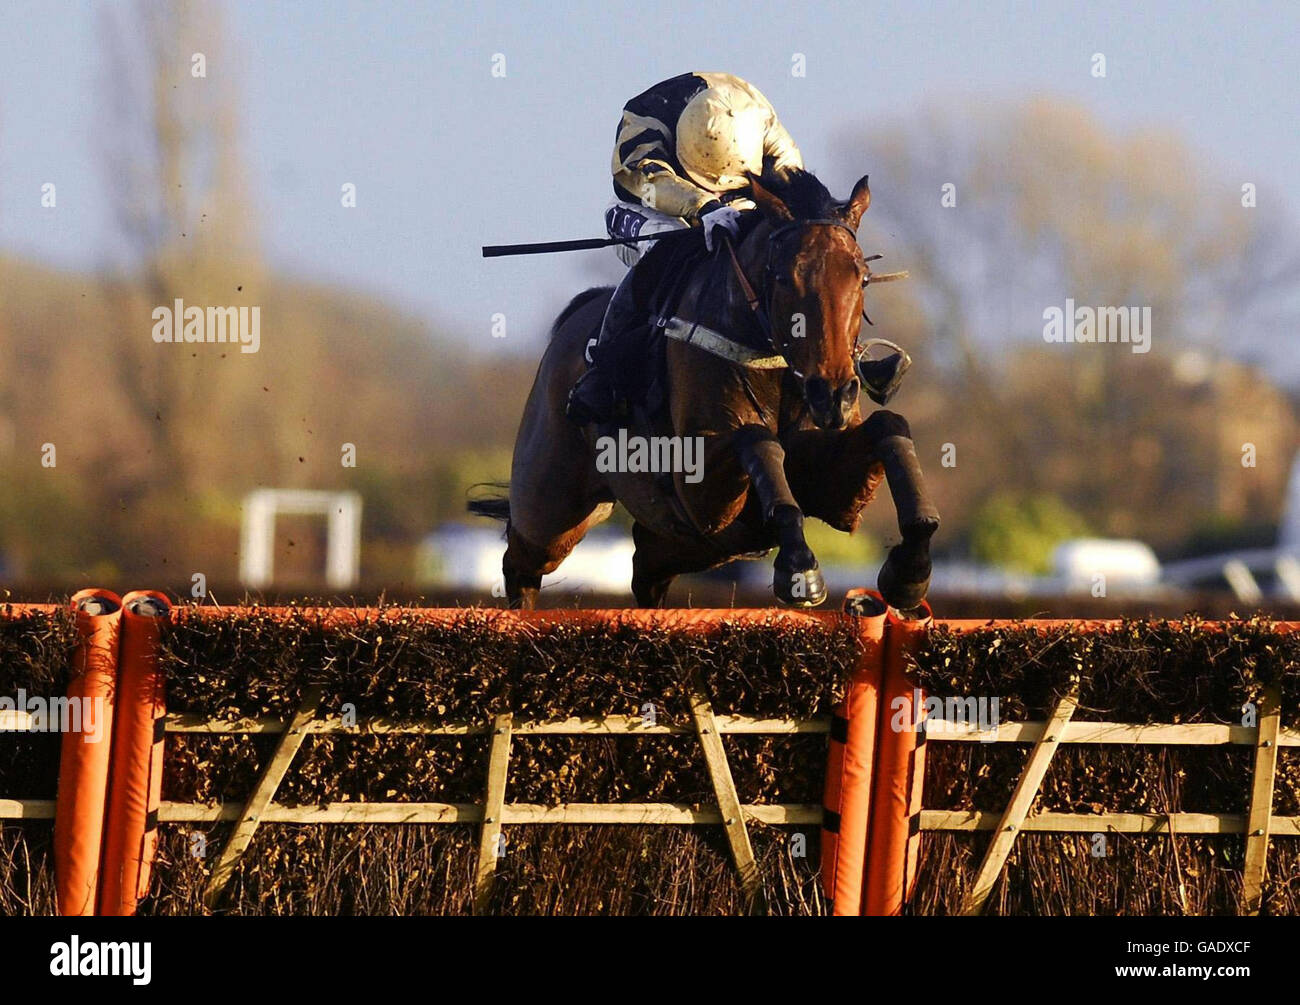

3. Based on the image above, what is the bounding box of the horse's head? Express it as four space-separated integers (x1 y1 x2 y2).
746 168 873 430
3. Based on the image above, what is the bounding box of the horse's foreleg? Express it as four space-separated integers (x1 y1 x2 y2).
786 409 939 610
865 411 940 541
868 411 939 610
734 425 827 607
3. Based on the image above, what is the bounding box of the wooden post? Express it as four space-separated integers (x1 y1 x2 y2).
1243 686 1282 915
689 683 760 907
960 692 1078 916
203 685 323 910
473 713 513 915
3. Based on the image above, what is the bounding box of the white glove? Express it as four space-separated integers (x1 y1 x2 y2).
701 204 742 252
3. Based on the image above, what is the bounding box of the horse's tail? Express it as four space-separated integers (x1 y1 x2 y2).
467 483 511 522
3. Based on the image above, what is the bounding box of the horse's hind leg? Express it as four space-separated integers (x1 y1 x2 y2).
503 515 608 610
631 522 721 608
499 282 616 609
503 524 545 610
501 494 613 603
631 522 674 607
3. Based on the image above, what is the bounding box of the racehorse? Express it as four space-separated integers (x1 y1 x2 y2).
471 167 939 610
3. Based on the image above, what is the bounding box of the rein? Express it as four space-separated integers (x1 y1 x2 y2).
715 218 855 433
721 218 860 378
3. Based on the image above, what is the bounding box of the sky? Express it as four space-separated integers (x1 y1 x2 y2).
1 0 1297 354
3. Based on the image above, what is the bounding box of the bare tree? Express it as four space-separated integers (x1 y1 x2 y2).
96 0 260 500
845 99 1300 379
838 99 1300 545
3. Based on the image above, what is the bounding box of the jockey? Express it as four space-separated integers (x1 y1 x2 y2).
565 72 804 426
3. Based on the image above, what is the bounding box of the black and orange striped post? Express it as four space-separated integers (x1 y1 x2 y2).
821 589 888 915
98 590 172 915
863 600 932 916
54 589 122 916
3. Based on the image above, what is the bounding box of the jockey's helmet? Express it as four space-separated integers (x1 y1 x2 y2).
675 86 767 193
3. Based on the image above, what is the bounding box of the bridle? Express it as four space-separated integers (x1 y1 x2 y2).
721 218 863 383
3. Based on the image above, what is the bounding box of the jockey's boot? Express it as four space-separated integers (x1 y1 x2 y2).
565 270 645 426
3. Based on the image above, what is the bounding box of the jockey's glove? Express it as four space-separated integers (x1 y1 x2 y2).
700 202 743 252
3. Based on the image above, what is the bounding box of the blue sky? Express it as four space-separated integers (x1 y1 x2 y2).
1 0 1296 351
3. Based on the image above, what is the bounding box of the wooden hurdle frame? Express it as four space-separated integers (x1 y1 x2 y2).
2 601 1297 916
920 618 1298 916
162 701 825 912
11 706 1292 914
5 702 1293 913
0 706 827 913
923 688 1294 916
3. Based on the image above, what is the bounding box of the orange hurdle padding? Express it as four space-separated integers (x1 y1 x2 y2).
863 600 932 916
821 589 888 916
54 589 122 916
99 591 172 916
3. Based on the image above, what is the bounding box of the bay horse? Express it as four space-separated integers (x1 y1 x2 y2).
471 167 939 610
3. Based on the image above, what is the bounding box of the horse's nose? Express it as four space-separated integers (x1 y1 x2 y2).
805 376 858 430
805 376 832 412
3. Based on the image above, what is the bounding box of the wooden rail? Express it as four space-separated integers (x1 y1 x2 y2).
4 711 1294 834
5 708 1294 912
959 692 1079 916
919 698 1295 915
36 707 826 910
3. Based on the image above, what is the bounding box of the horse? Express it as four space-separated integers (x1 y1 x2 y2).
471 167 939 610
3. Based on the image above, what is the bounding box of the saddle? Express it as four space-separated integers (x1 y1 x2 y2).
626 229 709 417
630 218 783 415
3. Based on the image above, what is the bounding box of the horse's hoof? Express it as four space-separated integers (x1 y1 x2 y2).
878 542 931 611
775 564 827 607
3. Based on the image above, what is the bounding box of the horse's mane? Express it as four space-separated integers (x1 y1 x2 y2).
756 164 841 220
550 286 612 340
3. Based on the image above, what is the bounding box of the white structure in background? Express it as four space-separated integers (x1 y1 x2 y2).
925 539 1164 600
1281 452 1300 554
417 524 634 595
240 489 362 589
1052 538 1161 593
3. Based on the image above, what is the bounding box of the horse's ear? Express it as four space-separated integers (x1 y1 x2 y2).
844 174 871 229
748 173 794 222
